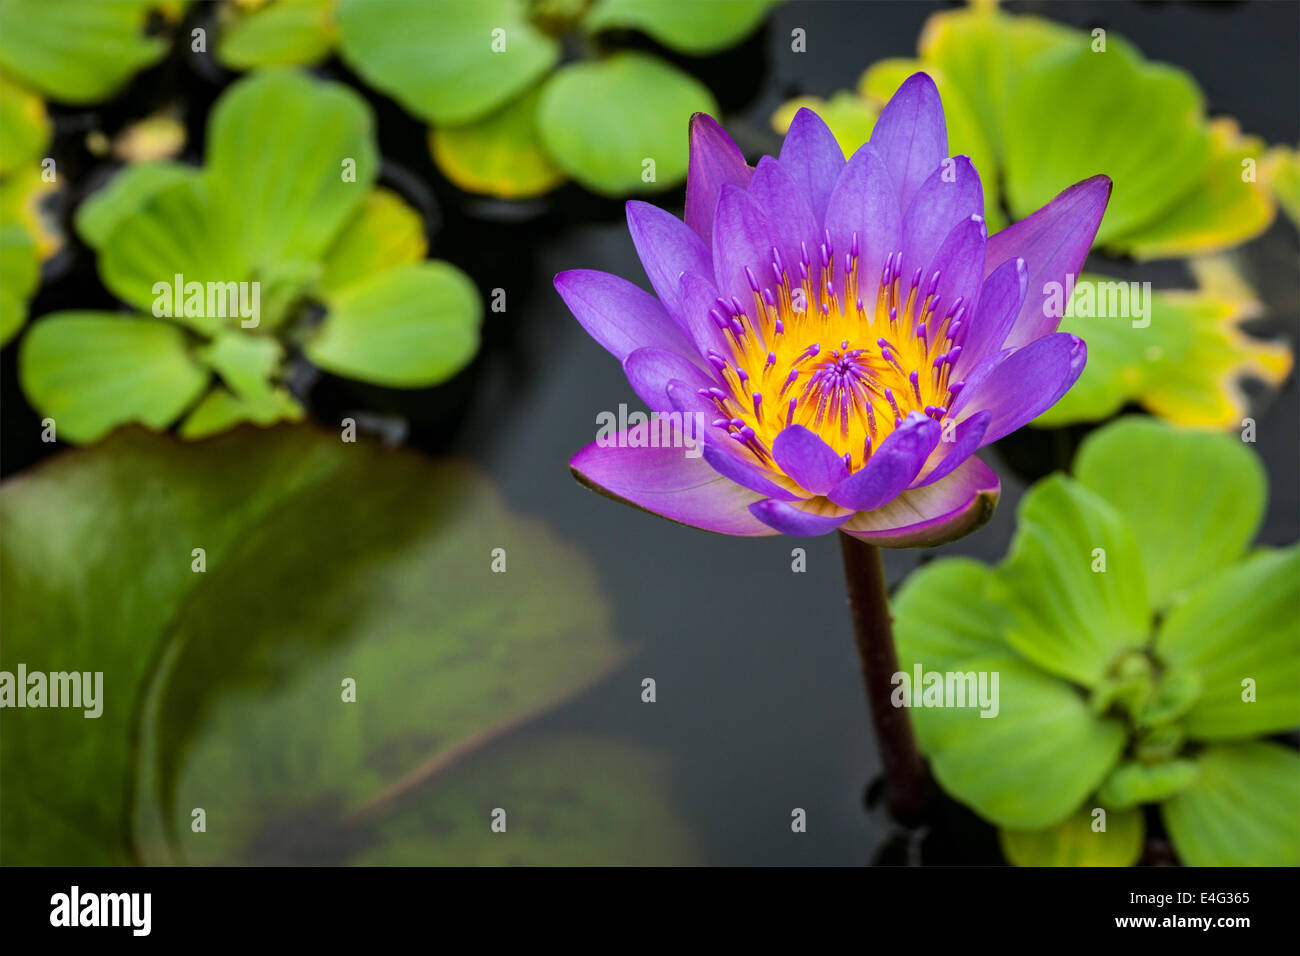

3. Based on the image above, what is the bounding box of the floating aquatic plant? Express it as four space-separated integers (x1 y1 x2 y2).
18 70 482 444
894 417 1299 866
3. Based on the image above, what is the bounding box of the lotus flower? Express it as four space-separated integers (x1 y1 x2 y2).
557 73 1110 543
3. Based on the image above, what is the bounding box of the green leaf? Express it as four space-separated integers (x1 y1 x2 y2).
336 0 559 125
196 330 282 402
1003 37 1211 245
583 0 773 56
1000 805 1143 867
1111 119 1276 261
18 313 209 443
994 475 1149 688
94 176 247 332
1096 759 1198 809
1073 417 1266 609
430 84 566 200
537 53 717 196
354 733 698 865
1156 547 1300 740
912 655 1126 829
74 160 196 249
893 557 1010 675
175 385 303 440
318 187 427 295
1 427 622 865
205 69 376 270
308 261 480 387
1161 742 1300 866
0 221 38 344
1265 145 1300 228
0 0 168 103
218 0 337 70
0 73 50 176
1038 263 1291 431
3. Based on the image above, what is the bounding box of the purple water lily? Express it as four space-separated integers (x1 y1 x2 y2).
557 73 1110 543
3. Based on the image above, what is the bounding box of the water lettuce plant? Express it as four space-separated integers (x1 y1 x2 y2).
559 75 1107 543
1 426 694 865
894 417 1300 866
219 0 777 198
773 1 1277 258
18 69 482 444
1038 258 1291 430
0 0 184 343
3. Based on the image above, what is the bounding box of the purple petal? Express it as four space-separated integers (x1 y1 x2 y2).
772 424 849 495
986 174 1111 348
685 113 752 244
954 256 1026 379
703 443 800 501
676 271 729 358
913 410 990 488
623 347 715 414
555 269 695 362
626 200 712 328
572 436 775 537
869 72 947 213
841 456 1000 547
828 412 941 510
749 498 852 537
899 155 983 287
955 333 1087 446
777 107 845 230
712 183 773 312
926 214 986 330
824 143 900 308
747 156 818 292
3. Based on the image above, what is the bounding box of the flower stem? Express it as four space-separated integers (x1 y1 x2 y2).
838 532 930 822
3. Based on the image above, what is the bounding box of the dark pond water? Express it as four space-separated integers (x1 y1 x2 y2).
2 0 1297 864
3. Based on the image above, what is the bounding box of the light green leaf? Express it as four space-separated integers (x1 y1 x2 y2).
1074 416 1266 609
1096 759 1198 810
994 475 1149 688
893 557 1010 675
1157 547 1300 740
2 427 622 865
1162 742 1300 866
1003 37 1211 245
0 221 38 344
1264 144 1300 227
0 0 168 103
0 73 50 176
318 187 427 295
355 733 698 865
218 0 337 69
1112 119 1276 261
74 160 197 249
913 654 1126 829
93 176 246 332
18 313 209 443
175 386 302 440
196 329 282 402
430 83 566 200
336 0 559 125
537 53 717 196
308 261 481 387
205 69 376 270
1000 805 1143 867
583 0 773 56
